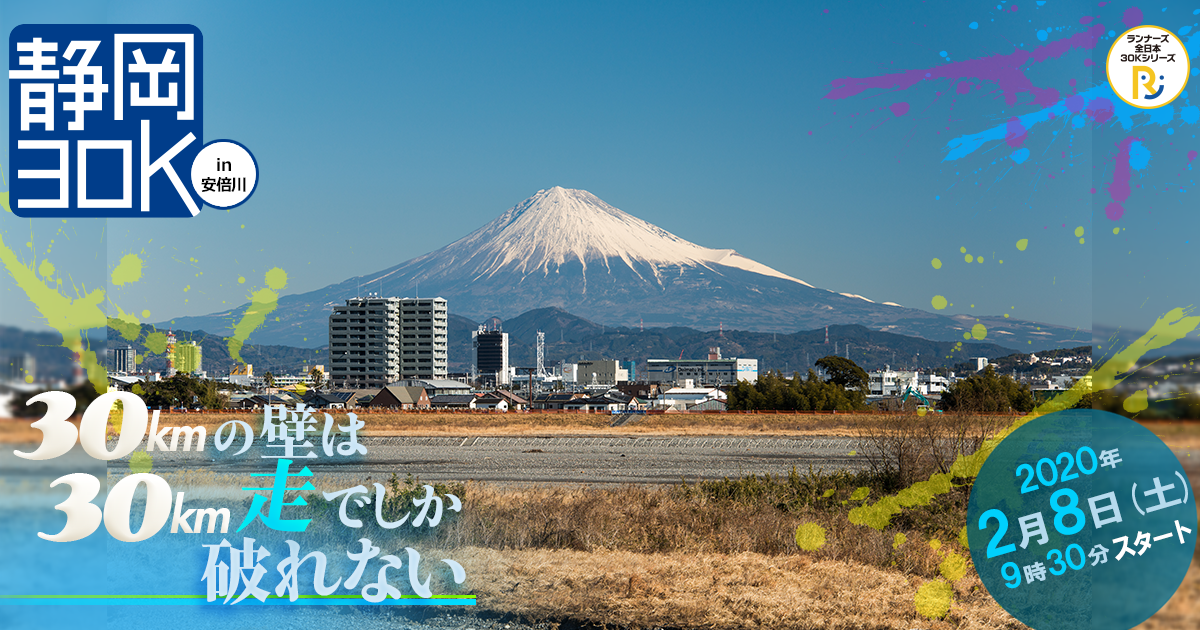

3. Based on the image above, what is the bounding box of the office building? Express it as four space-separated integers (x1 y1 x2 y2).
111 345 136 373
473 327 509 385
647 348 757 386
6 353 35 383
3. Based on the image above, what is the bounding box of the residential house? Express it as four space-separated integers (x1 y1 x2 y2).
368 385 431 409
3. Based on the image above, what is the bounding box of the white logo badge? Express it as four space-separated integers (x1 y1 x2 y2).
1106 25 1190 109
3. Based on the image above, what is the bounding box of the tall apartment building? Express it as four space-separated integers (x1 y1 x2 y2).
473 327 509 385
328 296 447 388
399 297 448 380
172 341 202 374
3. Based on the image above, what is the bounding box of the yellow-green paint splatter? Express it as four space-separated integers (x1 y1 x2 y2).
821 488 836 499
0 205 108 393
893 532 907 549
1016 238 1028 251
228 267 288 362
1123 389 1148 413
939 551 967 582
794 522 826 551
145 331 167 354
931 258 942 269
111 253 144 286
931 295 948 310
38 259 54 278
914 579 953 619
1113 227 1121 235
129 451 153 474
848 486 870 501
1074 226 1084 237
928 539 941 551
971 323 987 340
964 254 973 263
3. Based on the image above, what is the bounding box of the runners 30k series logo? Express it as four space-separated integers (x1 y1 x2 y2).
1106 24 1191 109
8 25 257 218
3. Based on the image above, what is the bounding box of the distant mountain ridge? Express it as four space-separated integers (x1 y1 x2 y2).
449 307 1028 375
165 187 1088 350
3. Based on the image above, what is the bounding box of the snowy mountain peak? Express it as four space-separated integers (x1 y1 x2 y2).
433 187 815 287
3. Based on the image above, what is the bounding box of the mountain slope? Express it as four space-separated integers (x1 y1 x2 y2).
167 187 1088 351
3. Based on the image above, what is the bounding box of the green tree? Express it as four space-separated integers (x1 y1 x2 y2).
263 371 275 389
814 356 869 392
940 365 1034 413
138 373 227 410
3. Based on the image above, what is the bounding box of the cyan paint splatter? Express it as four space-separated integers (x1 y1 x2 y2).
1128 141 1152 170
1011 147 1031 164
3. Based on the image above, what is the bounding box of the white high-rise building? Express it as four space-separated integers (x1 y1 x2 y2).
399 297 448 380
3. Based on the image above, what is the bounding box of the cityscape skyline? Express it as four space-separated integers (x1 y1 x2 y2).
2 1 1196 352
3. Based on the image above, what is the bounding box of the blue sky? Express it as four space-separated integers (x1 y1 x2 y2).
2 0 1197 339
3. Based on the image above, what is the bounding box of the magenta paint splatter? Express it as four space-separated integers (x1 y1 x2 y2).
823 25 1105 107
1086 97 1114 124
1090 187 1096 193
1189 150 1197 161
1065 94 1085 112
1005 117 1027 148
1080 16 1094 24
1106 136 1143 214
1122 7 1142 29
890 101 910 116
1069 79 1076 86
1084 58 1094 66
956 81 973 95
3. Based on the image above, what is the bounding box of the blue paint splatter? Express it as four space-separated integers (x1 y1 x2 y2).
1167 127 1175 135
1037 30 1048 41
944 83 1200 162
1128 141 1152 170
1108 30 1116 37
1011 148 1031 164
1181 105 1200 124
1148 104 1175 126
939 50 948 57
935 195 941 200
1181 25 1193 35
970 21 979 29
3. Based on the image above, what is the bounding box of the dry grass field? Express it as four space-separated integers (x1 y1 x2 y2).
5 411 1199 627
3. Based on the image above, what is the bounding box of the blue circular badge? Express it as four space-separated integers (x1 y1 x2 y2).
967 409 1196 630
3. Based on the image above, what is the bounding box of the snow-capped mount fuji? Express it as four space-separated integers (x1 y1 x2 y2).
167 187 1088 349
402 186 815 292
